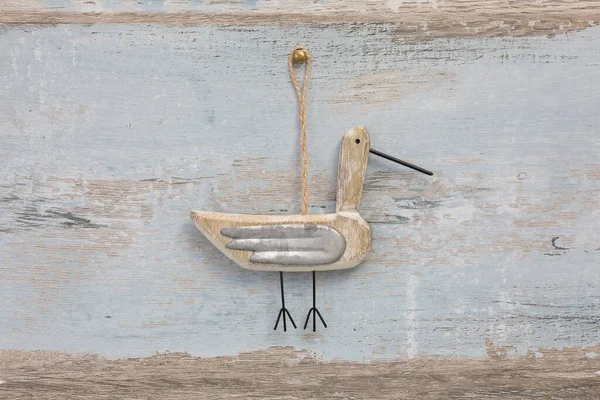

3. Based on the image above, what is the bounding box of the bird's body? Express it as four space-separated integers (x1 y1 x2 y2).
190 126 373 272
190 209 371 272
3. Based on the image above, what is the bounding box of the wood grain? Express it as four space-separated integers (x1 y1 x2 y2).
1 346 600 399
1 22 599 362
1 1 600 40
336 126 370 212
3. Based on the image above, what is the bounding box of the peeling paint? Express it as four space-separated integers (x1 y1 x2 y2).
0 24 599 362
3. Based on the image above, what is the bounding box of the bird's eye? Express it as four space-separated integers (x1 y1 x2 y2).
355 139 361 144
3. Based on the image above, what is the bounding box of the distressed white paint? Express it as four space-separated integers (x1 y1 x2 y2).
0 24 599 361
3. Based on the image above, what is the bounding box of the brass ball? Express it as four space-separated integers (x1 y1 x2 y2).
291 49 308 64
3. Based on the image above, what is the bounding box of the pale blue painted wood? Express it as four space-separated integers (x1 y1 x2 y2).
0 24 599 360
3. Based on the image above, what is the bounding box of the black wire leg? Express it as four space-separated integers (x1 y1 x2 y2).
274 272 296 331
304 271 327 332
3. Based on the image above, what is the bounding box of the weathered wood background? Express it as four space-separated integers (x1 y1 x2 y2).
1 1 600 398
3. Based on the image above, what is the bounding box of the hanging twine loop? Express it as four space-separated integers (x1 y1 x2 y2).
289 47 311 215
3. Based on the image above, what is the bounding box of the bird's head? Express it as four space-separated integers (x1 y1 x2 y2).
341 126 370 159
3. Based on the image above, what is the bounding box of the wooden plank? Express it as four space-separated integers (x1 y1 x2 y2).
1 1 600 40
1 346 600 399
0 23 599 363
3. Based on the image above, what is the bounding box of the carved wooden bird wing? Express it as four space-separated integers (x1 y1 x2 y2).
221 224 346 265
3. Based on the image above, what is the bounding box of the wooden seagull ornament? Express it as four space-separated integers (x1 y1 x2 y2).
190 125 432 332
191 126 372 272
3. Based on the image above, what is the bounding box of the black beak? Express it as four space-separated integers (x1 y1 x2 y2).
369 148 433 176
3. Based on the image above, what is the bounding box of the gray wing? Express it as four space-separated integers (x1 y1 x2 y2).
220 224 346 265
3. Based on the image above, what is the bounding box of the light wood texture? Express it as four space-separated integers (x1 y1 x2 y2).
1 346 600 399
1 11 600 377
336 126 370 212
1 1 600 41
191 126 372 271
